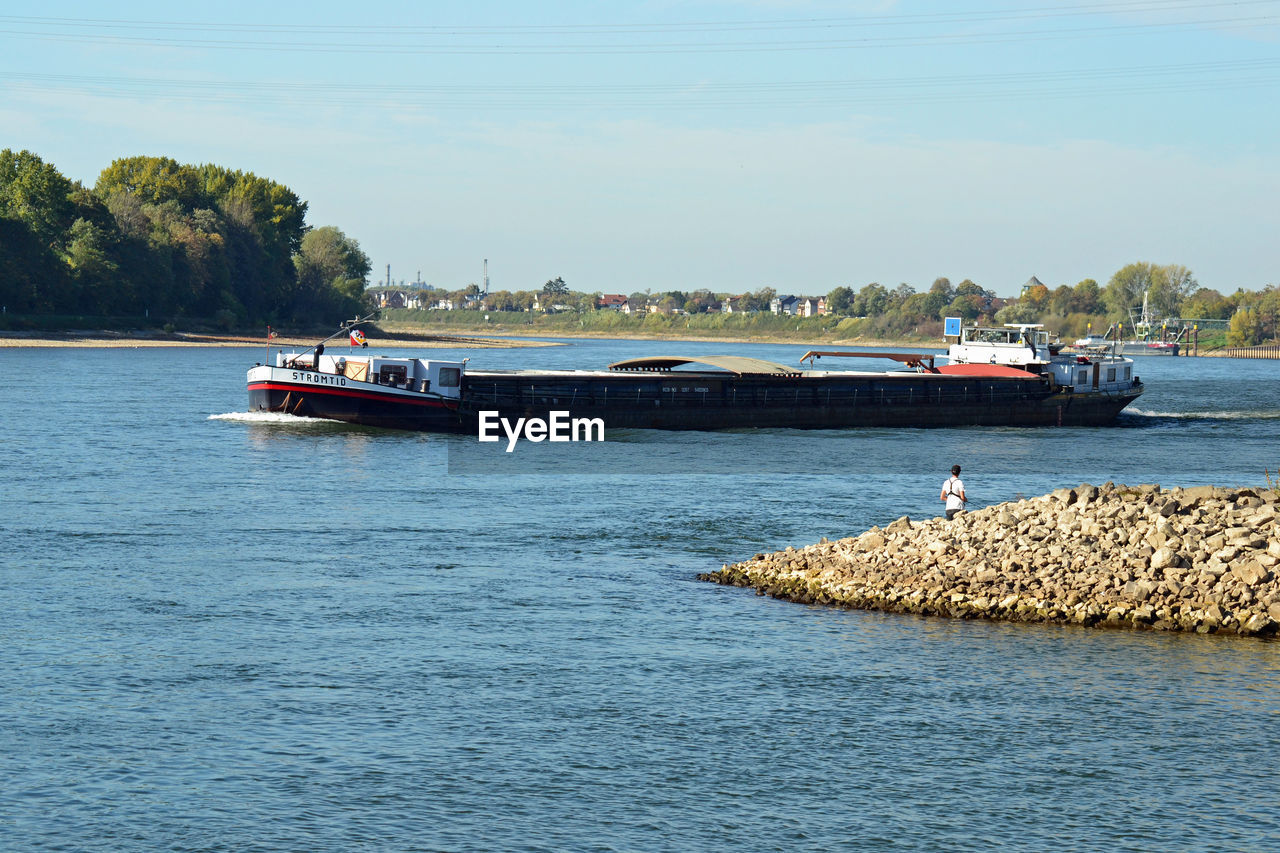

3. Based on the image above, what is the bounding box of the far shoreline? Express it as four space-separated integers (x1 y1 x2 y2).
0 322 1240 355
0 329 563 350
378 322 939 350
0 325 937 351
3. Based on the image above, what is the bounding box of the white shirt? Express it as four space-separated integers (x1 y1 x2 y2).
942 476 965 510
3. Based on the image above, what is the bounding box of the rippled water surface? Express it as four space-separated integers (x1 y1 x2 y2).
3 340 1280 851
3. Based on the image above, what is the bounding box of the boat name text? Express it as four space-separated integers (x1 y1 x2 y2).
291 371 347 386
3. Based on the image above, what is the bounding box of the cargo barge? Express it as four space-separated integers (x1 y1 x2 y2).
246 318 1143 432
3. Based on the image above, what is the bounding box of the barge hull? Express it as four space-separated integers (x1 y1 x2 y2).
248 377 460 431
455 371 1140 430
246 366 1141 432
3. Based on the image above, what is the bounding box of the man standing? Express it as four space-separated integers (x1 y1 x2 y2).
941 464 966 520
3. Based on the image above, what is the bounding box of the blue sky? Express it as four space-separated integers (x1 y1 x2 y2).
2 0 1277 296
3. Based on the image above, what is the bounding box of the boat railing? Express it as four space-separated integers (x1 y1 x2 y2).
799 351 937 371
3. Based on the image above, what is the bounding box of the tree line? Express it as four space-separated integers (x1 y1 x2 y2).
6 147 1275 345
985 263 1278 345
405 264 1277 346
0 149 370 327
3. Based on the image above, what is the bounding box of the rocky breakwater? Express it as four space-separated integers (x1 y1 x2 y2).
701 484 1280 636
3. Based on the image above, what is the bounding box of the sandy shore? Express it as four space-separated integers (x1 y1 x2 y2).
0 330 561 349
3 326 1240 356
377 323 933 349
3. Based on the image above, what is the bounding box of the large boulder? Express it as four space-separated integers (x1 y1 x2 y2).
1231 560 1269 586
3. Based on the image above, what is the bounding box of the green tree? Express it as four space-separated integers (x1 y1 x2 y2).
0 149 75 249
1240 286 1280 341
742 286 775 313
826 285 854 316
543 276 569 296
1181 287 1231 320
207 167 307 259
689 289 717 313
96 156 203 209
139 200 231 316
1071 279 1103 314
995 300 1041 324
65 218 120 312
854 283 889 317
1146 264 1197 318
945 293 983 320
921 277 954 319
514 290 538 312
292 225 371 321
900 292 930 318
1049 285 1074 317
0 216 67 312
487 290 516 311
96 157 312 323
1104 262 1159 317
889 283 915 312
1228 307 1262 346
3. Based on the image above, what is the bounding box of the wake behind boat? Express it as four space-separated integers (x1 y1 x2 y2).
246 317 1143 432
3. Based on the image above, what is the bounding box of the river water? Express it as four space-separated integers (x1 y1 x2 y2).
3 338 1279 851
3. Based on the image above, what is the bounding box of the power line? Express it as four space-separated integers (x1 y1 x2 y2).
0 3 1276 54
2 58 1275 110
0 0 1275 35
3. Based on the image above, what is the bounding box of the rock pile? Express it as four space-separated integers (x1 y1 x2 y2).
701 484 1280 636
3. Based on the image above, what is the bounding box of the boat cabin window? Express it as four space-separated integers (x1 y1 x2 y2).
379 364 408 385
973 329 1017 344
1124 366 1131 380
1107 368 1116 382
438 367 461 388
966 327 1048 346
1077 369 1088 385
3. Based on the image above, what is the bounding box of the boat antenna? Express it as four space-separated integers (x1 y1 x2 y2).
305 312 379 362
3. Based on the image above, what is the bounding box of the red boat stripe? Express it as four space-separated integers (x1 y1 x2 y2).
248 382 458 409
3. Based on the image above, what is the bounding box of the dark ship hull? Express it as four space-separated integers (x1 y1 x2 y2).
249 365 1141 432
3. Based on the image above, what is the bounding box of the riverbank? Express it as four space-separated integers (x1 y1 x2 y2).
702 483 1280 637
3 322 1254 355
0 329 560 349
379 321 932 349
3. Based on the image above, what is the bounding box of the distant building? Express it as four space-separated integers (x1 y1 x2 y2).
797 296 827 317
1020 275 1045 296
373 290 428 310
598 294 628 310
533 296 571 313
770 295 799 315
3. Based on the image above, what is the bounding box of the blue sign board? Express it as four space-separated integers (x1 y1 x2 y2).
943 317 963 337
